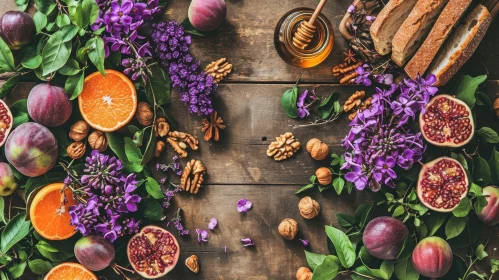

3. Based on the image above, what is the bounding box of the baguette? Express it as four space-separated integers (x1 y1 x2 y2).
391 0 449 67
404 0 472 79
428 5 492 86
370 0 418 55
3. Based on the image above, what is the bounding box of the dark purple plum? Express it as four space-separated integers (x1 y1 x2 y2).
362 216 408 260
74 235 115 271
27 83 73 127
0 11 35 50
188 0 226 32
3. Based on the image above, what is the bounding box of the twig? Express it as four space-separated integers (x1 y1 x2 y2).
291 113 342 129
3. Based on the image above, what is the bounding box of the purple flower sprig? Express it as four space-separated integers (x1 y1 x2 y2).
196 229 209 243
297 89 318 119
170 208 189 236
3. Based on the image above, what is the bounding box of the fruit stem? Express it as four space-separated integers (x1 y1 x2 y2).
111 263 135 280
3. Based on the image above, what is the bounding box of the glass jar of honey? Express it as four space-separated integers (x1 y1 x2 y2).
274 8 334 68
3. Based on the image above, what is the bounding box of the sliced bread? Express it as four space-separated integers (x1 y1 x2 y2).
370 0 418 55
428 5 492 86
391 0 449 66
404 0 472 79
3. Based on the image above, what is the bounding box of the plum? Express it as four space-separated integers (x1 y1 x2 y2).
0 11 35 50
188 0 226 32
27 83 73 127
362 216 408 260
5 122 58 177
75 235 115 271
477 186 499 226
0 163 17 196
412 236 453 278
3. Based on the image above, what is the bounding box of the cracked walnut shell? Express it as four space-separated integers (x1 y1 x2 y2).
205 58 232 83
296 267 313 280
88 131 108 152
67 142 86 159
180 159 206 194
298 196 320 219
278 218 298 240
154 117 170 137
167 131 199 158
185 255 199 273
136 102 154 126
69 120 90 141
267 132 301 161
306 138 329 160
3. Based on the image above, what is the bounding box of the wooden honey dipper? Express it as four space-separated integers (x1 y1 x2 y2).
292 0 328 49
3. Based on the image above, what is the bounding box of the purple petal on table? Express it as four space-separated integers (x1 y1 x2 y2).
237 199 253 213
208 218 218 230
240 238 255 247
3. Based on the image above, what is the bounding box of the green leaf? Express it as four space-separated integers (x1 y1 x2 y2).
21 55 42 69
324 225 356 268
295 184 315 194
454 75 487 108
445 216 468 239
0 75 22 99
0 38 15 72
281 79 299 118
394 258 420 280
489 149 499 185
25 172 66 197
69 0 99 28
392 205 405 217
35 241 73 262
304 251 327 271
332 177 344 195
318 92 341 119
9 261 27 279
475 244 488 260
397 236 415 260
140 127 156 165
425 213 447 236
106 133 128 163
28 259 53 275
59 25 80 42
336 213 356 228
35 0 56 14
146 64 171 105
145 177 165 199
82 0 99 26
452 197 472 217
86 37 106 76
0 197 5 224
56 14 70 27
476 127 499 144
138 197 164 221
9 99 28 128
475 196 488 214
33 12 48 33
42 31 72 75
124 137 143 164
65 72 85 99
311 255 339 280
473 156 491 185
15 0 30 11
59 59 81 76
1 213 30 252
354 203 373 228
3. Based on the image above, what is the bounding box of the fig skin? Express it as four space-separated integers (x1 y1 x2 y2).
5 122 58 177
0 163 17 196
412 236 453 278
0 11 35 50
188 0 227 32
362 216 408 260
477 186 499 226
74 235 115 271
27 83 73 127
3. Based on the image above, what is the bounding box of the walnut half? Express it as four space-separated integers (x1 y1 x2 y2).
267 132 301 161
166 131 199 158
180 160 206 194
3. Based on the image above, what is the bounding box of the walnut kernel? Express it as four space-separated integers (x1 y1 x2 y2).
185 255 199 273
88 131 108 152
136 102 154 126
154 117 170 137
298 196 320 219
267 132 301 161
180 159 206 194
155 141 166 158
278 218 298 240
296 267 313 280
69 120 89 141
306 138 329 160
316 167 333 185
67 142 86 159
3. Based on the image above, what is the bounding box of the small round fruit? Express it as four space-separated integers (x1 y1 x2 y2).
44 262 97 280
417 157 468 212
0 100 13 147
477 186 499 226
362 216 408 260
0 11 35 50
0 163 17 196
28 83 73 127
128 226 180 278
419 94 474 148
5 122 58 177
188 0 227 32
412 236 453 278
75 235 115 271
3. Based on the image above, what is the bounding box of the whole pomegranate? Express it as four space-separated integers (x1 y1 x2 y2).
419 94 474 148
362 216 408 260
0 100 13 147
412 236 453 278
188 0 227 32
0 11 35 50
75 235 115 271
128 226 180 278
27 83 73 127
0 163 17 196
417 157 468 212
477 186 499 226
5 122 58 177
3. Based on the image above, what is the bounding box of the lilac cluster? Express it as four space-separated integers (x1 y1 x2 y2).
342 75 438 191
151 21 217 116
66 150 141 242
156 156 183 209
296 90 317 118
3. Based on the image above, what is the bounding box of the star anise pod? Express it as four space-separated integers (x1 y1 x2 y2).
201 111 226 141
343 49 357 64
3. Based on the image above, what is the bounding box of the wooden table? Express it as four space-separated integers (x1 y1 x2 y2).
2 0 499 279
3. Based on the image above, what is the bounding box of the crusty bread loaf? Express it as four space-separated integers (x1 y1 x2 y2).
428 5 492 86
391 0 449 66
370 0 418 55
404 0 472 79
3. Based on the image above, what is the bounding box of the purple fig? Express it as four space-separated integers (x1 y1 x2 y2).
75 235 115 271
477 186 499 226
0 11 35 50
362 216 408 260
188 0 227 32
412 236 453 278
27 83 73 127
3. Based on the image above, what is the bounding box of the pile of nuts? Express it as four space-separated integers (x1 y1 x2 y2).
344 90 372 121
67 120 108 159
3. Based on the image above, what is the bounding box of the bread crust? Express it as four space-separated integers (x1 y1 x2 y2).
404 0 472 79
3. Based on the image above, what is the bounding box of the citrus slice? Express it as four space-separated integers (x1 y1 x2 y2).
30 183 77 240
44 263 98 280
78 69 137 132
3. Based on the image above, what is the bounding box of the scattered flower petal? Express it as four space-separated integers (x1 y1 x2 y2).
300 239 309 247
208 218 218 230
240 238 255 247
196 229 209 243
237 199 253 213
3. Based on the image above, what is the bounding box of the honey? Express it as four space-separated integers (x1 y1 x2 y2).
274 8 334 68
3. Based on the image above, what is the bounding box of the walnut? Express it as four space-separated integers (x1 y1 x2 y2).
306 138 329 160
298 196 320 219
136 102 154 126
296 267 313 280
180 159 206 194
267 132 301 161
494 98 499 119
69 120 89 141
88 131 108 152
185 255 199 273
344 90 365 112
278 218 298 240
154 117 170 137
154 141 165 158
201 111 226 141
205 58 232 83
167 131 199 158
332 61 363 85
316 167 333 185
67 142 86 159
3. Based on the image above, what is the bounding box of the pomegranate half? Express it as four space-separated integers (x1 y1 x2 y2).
419 94 474 148
417 157 468 212
0 100 13 147
127 225 179 279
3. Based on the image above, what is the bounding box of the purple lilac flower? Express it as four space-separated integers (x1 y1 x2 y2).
237 199 252 213
299 239 309 247
208 218 218 230
347 5 355 13
296 90 317 118
171 208 189 236
374 74 393 85
240 238 255 247
196 229 209 242
355 64 372 86
366 15 376 22
151 21 216 116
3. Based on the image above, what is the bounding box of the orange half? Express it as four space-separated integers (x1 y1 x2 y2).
44 263 97 280
78 69 137 132
30 183 77 240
